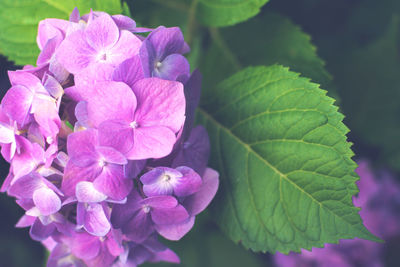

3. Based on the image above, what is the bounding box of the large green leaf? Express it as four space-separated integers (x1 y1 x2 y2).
200 12 334 98
0 0 123 66
196 0 269 27
196 65 379 253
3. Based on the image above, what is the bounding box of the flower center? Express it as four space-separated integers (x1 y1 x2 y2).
162 174 171 182
142 204 151 213
46 136 53 144
155 61 162 69
130 121 139 129
98 158 107 168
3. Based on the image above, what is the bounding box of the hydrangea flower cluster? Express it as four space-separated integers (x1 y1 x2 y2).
274 160 400 267
0 8 219 267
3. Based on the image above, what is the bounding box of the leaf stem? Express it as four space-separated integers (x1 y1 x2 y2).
186 0 199 45
208 27 242 71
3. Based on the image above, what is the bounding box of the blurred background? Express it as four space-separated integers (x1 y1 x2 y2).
1 0 400 266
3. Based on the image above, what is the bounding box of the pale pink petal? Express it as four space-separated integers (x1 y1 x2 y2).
32 187 61 216
87 81 136 127
93 164 132 200
74 63 114 99
132 78 185 132
15 215 36 228
85 14 119 51
2 85 33 125
8 172 44 198
112 55 144 87
155 216 195 241
151 204 189 225
81 202 111 236
183 168 219 216
0 122 15 144
127 126 176 160
71 232 101 260
67 129 98 159
56 30 97 74
76 181 108 203
96 146 127 165
107 30 142 65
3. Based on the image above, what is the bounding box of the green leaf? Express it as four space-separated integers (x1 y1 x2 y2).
0 0 123 66
200 12 335 99
130 0 189 29
196 0 269 27
196 65 379 253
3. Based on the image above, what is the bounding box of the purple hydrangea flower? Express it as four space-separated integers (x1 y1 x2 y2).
0 7 219 267
140 26 190 81
56 13 141 74
140 166 202 197
62 128 132 201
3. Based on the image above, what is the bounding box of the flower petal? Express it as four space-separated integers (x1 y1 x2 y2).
76 181 108 203
33 187 61 216
98 120 134 156
112 15 136 31
15 214 36 228
2 85 33 125
111 190 142 228
132 78 185 133
30 218 56 241
151 204 189 225
8 172 44 198
70 232 101 260
153 54 189 81
56 30 96 74
107 30 142 65
174 166 202 197
67 129 98 159
96 146 127 165
93 164 132 200
183 168 219 216
0 122 15 144
85 13 119 51
62 161 102 197
87 81 136 127
172 125 210 175
81 202 111 236
123 211 154 243
112 55 144 87
74 63 114 99
127 126 177 160
140 195 178 209
155 216 195 241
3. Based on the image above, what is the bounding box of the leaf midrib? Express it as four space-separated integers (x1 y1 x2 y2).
198 107 367 240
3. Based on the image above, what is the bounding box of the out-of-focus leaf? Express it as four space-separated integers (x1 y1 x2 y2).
142 217 265 267
197 65 379 253
326 17 400 171
200 12 334 98
196 0 269 27
129 0 189 30
0 0 123 66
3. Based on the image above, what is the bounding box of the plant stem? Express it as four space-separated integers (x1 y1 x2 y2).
186 0 199 45
208 27 242 71
148 0 189 12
